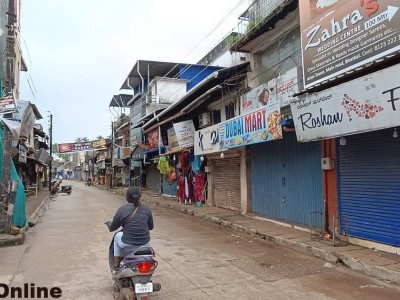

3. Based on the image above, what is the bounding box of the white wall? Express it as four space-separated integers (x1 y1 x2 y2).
210 52 247 68
149 77 188 104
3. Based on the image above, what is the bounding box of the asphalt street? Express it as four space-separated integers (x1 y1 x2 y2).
1 182 400 299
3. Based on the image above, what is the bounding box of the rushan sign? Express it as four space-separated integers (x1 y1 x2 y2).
290 62 400 141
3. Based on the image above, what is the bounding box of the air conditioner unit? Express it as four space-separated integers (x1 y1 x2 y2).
199 112 211 128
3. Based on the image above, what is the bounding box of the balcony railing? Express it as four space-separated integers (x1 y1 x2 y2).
229 0 290 49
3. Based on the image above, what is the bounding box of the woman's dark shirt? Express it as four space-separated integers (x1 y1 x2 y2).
109 204 154 245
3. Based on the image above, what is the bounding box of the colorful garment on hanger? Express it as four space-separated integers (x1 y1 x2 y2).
194 172 206 203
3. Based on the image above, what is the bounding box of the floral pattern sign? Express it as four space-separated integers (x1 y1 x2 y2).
290 62 400 141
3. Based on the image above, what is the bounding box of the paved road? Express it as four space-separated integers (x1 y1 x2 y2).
1 182 400 299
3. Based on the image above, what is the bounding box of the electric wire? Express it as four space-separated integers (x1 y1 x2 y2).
131 0 248 121
148 0 247 97
24 40 32 64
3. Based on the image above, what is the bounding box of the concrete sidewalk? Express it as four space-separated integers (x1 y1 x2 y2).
2 183 400 285
0 188 51 247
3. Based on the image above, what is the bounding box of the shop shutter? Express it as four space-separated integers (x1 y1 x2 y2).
338 128 400 246
250 133 322 226
213 158 241 211
146 163 161 193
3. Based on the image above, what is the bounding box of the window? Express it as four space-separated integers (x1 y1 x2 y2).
225 102 235 120
212 110 221 124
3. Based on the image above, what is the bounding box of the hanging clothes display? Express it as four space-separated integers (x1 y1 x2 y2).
193 172 206 203
177 174 185 202
191 155 201 173
157 156 171 174
178 150 193 204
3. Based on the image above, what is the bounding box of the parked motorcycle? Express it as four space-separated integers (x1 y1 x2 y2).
85 178 92 186
108 231 161 300
50 179 72 195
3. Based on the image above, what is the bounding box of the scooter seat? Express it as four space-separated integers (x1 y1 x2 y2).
61 185 72 188
133 246 154 256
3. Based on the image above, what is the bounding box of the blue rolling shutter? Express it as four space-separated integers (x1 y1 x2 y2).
338 128 400 246
251 133 323 227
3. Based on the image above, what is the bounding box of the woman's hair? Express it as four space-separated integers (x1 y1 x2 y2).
126 186 141 206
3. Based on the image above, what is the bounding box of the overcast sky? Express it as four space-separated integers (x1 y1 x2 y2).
19 0 248 144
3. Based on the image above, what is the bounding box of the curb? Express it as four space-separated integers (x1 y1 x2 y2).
143 197 400 285
0 231 25 247
26 193 51 227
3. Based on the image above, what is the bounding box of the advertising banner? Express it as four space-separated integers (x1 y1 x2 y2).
291 62 400 141
241 68 298 113
167 127 180 152
194 124 221 155
58 139 107 153
219 98 282 150
146 129 159 149
173 120 195 148
300 0 400 88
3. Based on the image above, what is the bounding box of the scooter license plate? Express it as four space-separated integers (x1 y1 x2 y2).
135 282 153 293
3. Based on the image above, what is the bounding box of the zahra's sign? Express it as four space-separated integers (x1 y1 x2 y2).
300 0 400 88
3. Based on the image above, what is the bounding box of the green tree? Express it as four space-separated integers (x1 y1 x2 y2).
52 143 71 162
75 137 89 142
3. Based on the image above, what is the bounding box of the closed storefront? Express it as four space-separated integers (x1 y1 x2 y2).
338 128 400 246
145 162 160 193
161 176 178 197
212 157 241 211
250 133 323 227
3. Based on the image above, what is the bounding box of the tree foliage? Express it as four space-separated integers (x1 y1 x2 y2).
52 143 71 162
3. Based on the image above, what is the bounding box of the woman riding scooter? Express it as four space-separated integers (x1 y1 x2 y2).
105 187 154 274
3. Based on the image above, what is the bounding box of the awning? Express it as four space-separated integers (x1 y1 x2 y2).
144 146 166 156
109 94 133 107
161 147 191 156
116 122 129 132
142 62 250 133
34 127 46 138
27 156 44 165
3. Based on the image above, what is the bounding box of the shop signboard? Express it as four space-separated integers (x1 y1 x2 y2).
0 94 16 114
58 139 107 153
194 124 221 155
130 127 143 148
291 62 400 142
219 97 282 150
18 145 27 163
173 120 195 148
35 148 50 164
300 0 400 88
240 67 298 113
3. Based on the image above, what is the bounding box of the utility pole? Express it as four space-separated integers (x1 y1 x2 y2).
1 126 17 233
110 122 114 189
48 113 53 191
